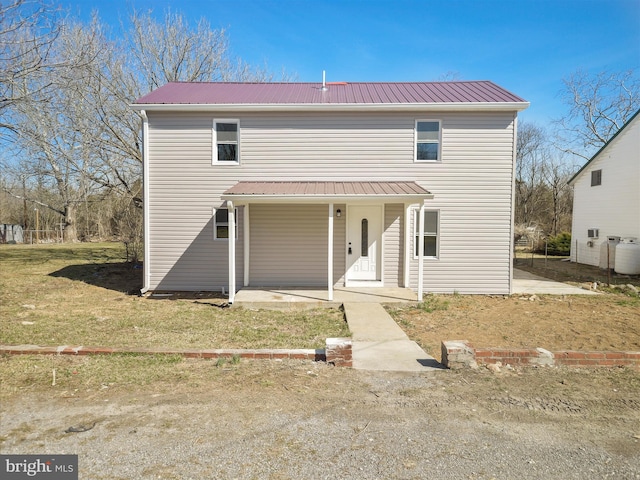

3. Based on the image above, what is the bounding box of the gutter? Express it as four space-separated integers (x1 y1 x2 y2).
131 101 530 113
221 193 435 204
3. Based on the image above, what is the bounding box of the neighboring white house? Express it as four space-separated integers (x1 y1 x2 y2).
132 81 529 302
568 109 640 268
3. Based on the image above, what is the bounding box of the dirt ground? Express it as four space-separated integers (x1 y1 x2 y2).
1 359 639 479
388 257 640 362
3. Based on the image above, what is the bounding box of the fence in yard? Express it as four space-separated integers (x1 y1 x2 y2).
23 229 64 244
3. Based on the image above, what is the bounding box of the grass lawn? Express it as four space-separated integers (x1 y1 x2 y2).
0 243 349 350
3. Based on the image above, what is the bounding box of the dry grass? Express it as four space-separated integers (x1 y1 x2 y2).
0 243 349 351
389 293 640 362
388 255 640 362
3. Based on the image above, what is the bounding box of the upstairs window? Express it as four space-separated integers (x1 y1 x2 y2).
591 169 602 186
414 210 439 258
415 120 441 162
213 119 239 163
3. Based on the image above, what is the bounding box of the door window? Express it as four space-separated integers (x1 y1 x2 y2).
361 219 368 257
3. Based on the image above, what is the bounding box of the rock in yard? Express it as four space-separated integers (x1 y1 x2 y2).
486 362 502 374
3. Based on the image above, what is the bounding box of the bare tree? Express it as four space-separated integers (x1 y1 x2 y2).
0 0 62 135
125 9 229 92
540 153 574 236
554 68 640 159
515 121 576 242
515 122 547 227
4 18 111 241
2 7 294 245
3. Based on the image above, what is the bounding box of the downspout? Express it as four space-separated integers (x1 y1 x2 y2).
140 110 151 294
509 113 518 294
228 200 236 304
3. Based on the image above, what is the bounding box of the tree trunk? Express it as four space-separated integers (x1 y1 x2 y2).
64 204 78 243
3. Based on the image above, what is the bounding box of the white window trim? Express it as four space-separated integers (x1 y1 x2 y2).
414 119 442 163
213 206 238 240
212 118 240 165
413 208 439 259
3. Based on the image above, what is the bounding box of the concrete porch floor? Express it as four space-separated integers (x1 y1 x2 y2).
232 271 597 308
232 287 417 309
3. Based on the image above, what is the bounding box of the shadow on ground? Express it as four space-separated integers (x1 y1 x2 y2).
50 262 142 294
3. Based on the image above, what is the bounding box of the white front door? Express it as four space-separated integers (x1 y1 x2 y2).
346 205 382 282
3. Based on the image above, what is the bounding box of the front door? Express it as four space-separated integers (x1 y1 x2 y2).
346 205 382 282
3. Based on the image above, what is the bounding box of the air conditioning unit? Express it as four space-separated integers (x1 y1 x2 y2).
587 228 599 239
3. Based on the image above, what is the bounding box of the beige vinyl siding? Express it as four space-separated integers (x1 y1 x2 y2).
384 204 404 286
409 114 516 294
249 204 342 287
147 113 243 290
146 111 517 293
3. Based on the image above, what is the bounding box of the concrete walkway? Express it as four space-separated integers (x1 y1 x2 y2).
343 303 441 372
512 269 599 295
231 271 598 372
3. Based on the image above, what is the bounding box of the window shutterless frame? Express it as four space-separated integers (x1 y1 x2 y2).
591 169 602 186
413 209 439 258
213 119 240 164
213 207 238 240
414 120 441 162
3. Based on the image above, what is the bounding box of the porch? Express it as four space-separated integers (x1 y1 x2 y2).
232 286 418 309
221 180 434 304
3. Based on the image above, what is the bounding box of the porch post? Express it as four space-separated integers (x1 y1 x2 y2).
417 202 425 302
328 203 334 301
243 204 250 286
228 201 236 304
403 203 411 288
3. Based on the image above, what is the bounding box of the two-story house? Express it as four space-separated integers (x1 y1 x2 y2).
132 81 529 302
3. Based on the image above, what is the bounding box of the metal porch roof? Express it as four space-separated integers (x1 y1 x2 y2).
221 181 433 203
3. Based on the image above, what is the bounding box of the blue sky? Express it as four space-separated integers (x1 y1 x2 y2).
59 0 639 125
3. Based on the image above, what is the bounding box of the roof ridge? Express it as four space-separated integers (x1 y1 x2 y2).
163 80 496 85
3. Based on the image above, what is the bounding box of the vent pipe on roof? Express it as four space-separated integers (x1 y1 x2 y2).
321 70 328 91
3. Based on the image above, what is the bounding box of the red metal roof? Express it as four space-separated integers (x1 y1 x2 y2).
223 181 431 197
135 81 526 105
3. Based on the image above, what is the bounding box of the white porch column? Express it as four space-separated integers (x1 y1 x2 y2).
417 202 425 302
243 204 250 287
228 201 236 304
403 203 412 288
328 203 334 301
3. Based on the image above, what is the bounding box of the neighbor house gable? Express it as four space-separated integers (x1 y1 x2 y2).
568 109 640 186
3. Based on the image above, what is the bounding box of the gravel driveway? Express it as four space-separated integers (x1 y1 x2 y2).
2 360 639 479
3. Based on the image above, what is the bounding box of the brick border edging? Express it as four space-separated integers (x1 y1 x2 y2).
442 340 640 370
0 345 325 362
0 339 354 367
